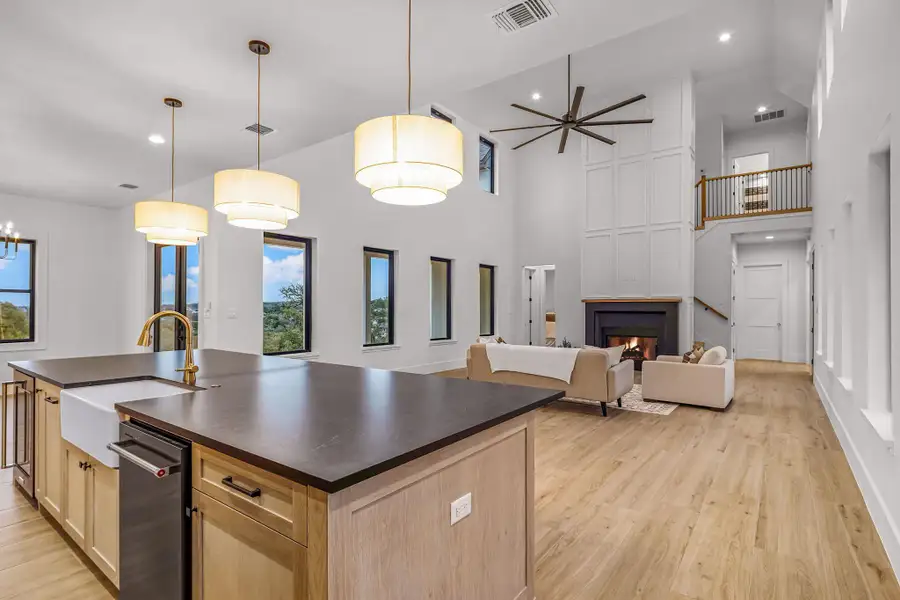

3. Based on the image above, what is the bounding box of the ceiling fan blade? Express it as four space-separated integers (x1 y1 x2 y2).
573 127 615 145
558 128 570 154
513 126 563 150
511 103 565 123
569 86 585 120
490 124 561 133
579 119 655 126
577 94 647 123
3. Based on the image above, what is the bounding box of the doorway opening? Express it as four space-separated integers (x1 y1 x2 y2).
523 265 556 346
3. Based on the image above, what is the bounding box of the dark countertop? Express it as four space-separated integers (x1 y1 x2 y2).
10 350 562 493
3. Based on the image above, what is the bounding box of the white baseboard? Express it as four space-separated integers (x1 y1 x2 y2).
814 372 900 579
395 358 467 375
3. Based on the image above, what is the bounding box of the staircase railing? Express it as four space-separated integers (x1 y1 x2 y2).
694 163 812 230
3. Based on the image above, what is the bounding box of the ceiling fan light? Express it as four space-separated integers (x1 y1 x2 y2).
214 168 300 223
224 203 289 230
135 200 208 246
354 115 463 205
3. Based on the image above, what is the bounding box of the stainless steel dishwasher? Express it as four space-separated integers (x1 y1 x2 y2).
108 420 191 600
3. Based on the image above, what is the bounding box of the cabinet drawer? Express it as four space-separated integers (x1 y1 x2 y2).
192 444 308 545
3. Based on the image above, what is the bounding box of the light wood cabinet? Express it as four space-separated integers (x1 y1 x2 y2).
35 380 63 524
192 490 308 600
87 460 119 587
61 440 120 588
62 441 89 548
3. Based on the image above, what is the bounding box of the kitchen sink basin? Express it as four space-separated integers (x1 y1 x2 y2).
61 380 194 468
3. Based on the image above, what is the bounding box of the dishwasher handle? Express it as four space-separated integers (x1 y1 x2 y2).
108 439 181 479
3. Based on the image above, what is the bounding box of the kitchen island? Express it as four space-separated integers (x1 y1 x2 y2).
9 349 562 600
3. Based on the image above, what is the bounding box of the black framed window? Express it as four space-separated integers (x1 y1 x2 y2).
479 137 496 194
263 233 313 355
364 247 395 346
153 244 200 352
430 257 452 341
431 107 454 123
479 264 496 336
0 239 36 343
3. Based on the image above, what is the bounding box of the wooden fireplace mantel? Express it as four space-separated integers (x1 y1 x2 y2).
582 298 683 304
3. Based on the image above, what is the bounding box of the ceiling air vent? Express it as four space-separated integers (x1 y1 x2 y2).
245 123 275 135
490 0 558 34
119 183 138 190
754 109 785 124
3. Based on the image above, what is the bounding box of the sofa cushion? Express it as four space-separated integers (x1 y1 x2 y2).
584 344 625 364
698 346 727 365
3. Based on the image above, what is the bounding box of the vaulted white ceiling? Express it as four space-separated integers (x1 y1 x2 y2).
1 0 707 207
441 0 820 147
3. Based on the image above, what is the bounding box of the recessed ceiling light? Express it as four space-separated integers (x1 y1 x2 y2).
148 134 165 145
765 235 774 240
718 32 732 43
531 92 541 101
758 106 768 113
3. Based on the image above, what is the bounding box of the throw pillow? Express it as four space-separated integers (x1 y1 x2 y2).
604 344 626 365
698 346 727 365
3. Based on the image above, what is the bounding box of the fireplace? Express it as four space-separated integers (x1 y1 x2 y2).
606 335 658 370
584 300 679 371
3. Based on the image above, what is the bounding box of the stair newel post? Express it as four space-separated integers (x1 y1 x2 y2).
700 175 708 228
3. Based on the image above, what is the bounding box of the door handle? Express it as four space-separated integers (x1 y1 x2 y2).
777 322 782 328
221 476 261 498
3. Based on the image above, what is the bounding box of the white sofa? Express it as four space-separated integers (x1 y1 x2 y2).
641 355 735 409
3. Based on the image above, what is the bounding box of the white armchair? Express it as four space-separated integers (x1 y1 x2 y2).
641 355 734 409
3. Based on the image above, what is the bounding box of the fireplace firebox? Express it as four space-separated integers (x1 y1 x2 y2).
584 301 679 371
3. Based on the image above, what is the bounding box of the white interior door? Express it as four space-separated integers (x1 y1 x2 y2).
738 264 783 360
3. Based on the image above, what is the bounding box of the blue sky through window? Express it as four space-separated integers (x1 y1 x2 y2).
263 243 305 303
159 245 176 306
369 256 389 300
0 243 32 291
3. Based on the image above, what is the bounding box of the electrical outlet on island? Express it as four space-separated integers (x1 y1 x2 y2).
450 492 472 525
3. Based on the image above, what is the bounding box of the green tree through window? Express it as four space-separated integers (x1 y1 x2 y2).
263 234 312 354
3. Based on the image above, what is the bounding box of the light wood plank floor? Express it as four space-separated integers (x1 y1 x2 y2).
2 360 898 599
533 360 900 600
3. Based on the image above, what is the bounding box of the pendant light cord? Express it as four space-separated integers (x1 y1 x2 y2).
407 0 412 115
567 54 571 116
170 103 175 202
257 52 262 170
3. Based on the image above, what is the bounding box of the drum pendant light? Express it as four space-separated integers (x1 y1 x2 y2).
214 41 300 230
135 98 209 246
353 0 463 205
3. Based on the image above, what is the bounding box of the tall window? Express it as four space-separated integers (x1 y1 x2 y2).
154 245 200 351
263 234 312 355
364 248 394 346
0 240 36 343
479 137 496 194
430 257 452 341
431 107 453 123
479 264 495 336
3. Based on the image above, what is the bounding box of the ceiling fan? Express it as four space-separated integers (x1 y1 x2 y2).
490 55 653 153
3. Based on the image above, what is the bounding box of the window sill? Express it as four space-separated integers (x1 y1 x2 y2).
861 408 894 450
362 344 401 354
429 339 458 347
0 340 47 353
837 376 853 393
277 352 321 361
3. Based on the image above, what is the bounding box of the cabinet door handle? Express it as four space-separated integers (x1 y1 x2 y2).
44 395 59 405
221 476 261 498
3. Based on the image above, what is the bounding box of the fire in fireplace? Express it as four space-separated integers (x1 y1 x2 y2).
606 335 658 370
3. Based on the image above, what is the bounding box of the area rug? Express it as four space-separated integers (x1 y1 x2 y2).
564 384 678 416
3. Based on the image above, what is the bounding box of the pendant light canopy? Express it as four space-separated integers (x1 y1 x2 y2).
214 41 299 230
135 98 209 246
353 0 463 205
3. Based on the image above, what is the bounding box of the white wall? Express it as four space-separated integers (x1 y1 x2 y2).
724 117 809 171
693 213 813 352
512 77 696 350
0 193 122 377
118 107 517 373
696 115 724 180
809 0 900 577
735 240 809 363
